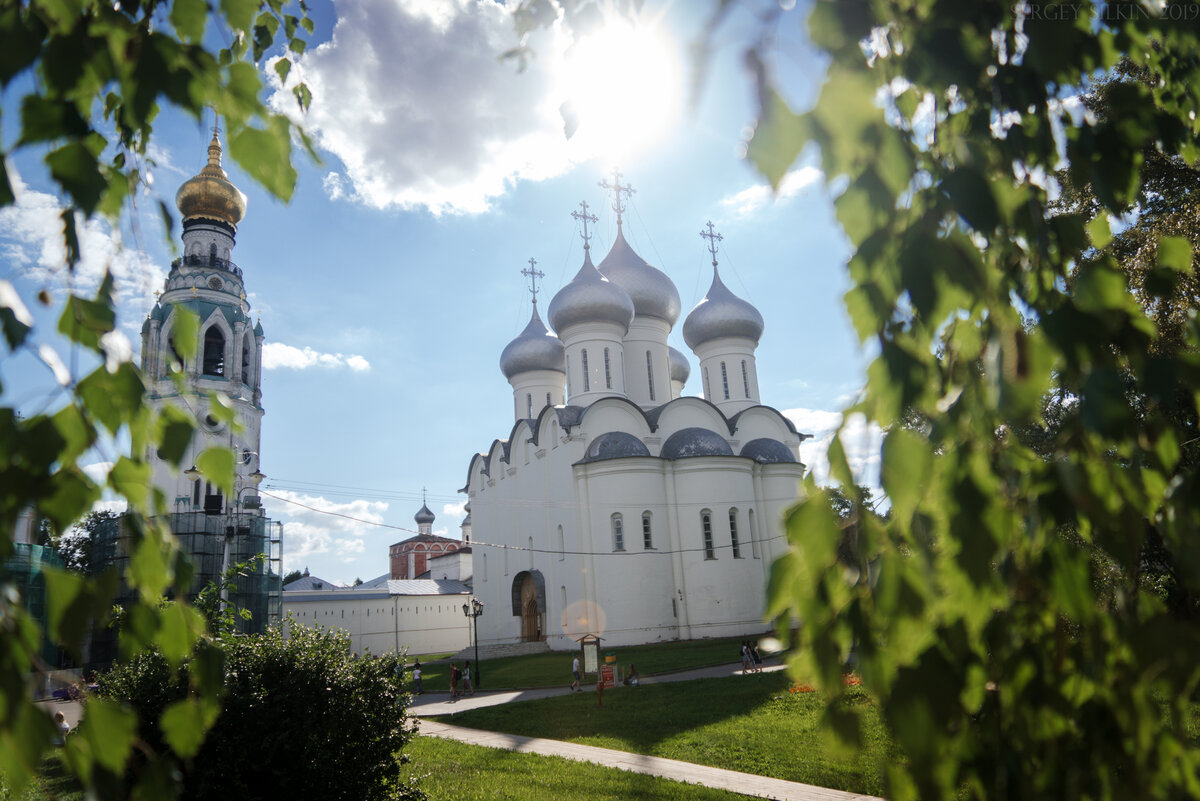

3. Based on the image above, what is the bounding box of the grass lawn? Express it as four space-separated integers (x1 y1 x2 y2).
432 672 895 797
1 754 83 801
406 734 754 800
412 635 759 692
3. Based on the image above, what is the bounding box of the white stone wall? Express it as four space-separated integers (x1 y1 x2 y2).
283 590 472 657
466 395 804 651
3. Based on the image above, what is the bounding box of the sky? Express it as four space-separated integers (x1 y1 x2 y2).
1 0 884 586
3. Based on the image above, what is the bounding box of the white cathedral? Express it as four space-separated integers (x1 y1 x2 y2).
463 179 808 651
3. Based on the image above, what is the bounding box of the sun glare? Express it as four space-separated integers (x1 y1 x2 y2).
556 17 682 162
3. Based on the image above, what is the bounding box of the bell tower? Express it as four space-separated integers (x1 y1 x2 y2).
140 119 265 516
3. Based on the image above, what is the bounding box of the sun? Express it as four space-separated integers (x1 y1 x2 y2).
555 15 683 163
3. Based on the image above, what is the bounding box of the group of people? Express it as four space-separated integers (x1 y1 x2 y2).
448 661 474 699
740 641 764 674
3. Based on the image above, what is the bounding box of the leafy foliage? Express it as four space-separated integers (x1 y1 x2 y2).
746 3 1200 800
1 1 314 798
97 625 423 801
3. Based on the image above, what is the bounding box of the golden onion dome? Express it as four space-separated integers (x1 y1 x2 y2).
175 132 246 228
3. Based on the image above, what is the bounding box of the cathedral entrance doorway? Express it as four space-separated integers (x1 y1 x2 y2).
511 570 545 642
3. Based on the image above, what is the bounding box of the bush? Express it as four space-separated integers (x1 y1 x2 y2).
97 625 422 801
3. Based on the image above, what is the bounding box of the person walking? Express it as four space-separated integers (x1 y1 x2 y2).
462 661 474 696
450 662 460 700
412 660 423 695
751 642 763 674
570 654 581 692
741 641 753 674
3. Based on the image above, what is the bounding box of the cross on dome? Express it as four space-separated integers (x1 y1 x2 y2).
700 220 723 267
522 258 545 305
598 168 635 229
571 200 598 252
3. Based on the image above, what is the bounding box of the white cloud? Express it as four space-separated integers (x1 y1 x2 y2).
783 407 884 494
0 173 165 312
264 490 387 572
81 461 115 485
261 342 371 371
719 166 824 217
271 0 575 215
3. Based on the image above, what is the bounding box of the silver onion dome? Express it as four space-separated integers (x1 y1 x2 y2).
682 267 764 350
740 438 797 464
414 504 435 525
500 304 565 379
668 346 691 384
660 427 734 460
578 431 652 463
548 251 635 334
597 228 681 325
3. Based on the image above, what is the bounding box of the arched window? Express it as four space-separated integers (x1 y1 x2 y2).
557 525 565 561
504 547 509 576
611 513 625 551
729 507 741 558
546 392 552 409
192 479 201 506
560 585 567 610
581 349 590 391
242 335 252 385
749 509 759 559
527 393 533 418
642 511 653 549
703 367 711 400
482 554 487 581
741 360 750 398
603 347 612 389
528 536 534 568
566 354 572 394
701 510 715 559
646 351 655 401
202 326 225 376
720 361 730 400
209 242 217 265
167 333 183 370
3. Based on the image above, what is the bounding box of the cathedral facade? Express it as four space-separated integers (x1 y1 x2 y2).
463 186 807 650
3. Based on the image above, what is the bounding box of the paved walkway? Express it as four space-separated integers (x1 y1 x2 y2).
420 719 883 801
411 661 886 801
408 659 786 717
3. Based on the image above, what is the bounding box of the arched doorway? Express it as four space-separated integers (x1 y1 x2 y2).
511 570 545 642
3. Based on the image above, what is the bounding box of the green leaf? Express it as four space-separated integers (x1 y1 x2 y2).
76 363 146 435
881 428 933 523
274 56 291 85
293 83 312 113
196 446 235 494
1157 235 1193 272
46 141 107 215
229 116 296 201
170 303 199 360
745 90 808 190
58 293 115 352
161 697 219 758
1087 215 1112 249
157 602 203 665
0 279 33 348
109 456 152 508
18 95 88 144
50 404 95 463
170 0 208 41
76 699 137 773
156 406 196 467
941 168 998 233
221 0 258 31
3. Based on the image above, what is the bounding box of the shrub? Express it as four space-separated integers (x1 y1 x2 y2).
98 625 421 801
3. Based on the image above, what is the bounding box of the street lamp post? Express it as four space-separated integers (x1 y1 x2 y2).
462 597 484 688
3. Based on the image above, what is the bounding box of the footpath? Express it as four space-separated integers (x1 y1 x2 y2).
409 661 886 801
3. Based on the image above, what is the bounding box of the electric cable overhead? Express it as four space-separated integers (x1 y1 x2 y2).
259 489 790 557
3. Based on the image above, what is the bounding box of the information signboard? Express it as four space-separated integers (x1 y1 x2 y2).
599 664 616 688
582 640 598 674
